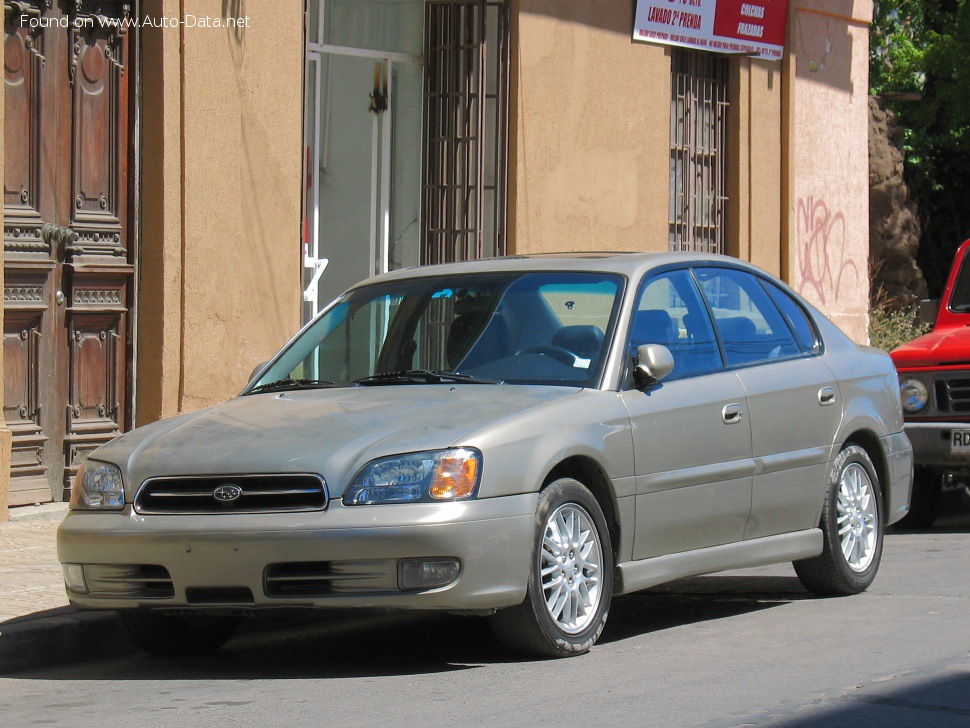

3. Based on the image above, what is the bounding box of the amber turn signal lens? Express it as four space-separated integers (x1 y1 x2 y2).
429 454 479 499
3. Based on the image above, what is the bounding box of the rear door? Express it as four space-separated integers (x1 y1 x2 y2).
694 267 841 539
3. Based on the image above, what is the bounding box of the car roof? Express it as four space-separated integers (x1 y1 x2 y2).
352 251 769 288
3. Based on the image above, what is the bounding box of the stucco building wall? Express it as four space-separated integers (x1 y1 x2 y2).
509 0 669 253
510 0 786 289
138 1 304 422
729 58 783 276
784 0 873 343
0 64 7 520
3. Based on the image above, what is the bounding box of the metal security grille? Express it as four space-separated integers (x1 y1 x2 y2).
423 0 509 264
669 49 729 253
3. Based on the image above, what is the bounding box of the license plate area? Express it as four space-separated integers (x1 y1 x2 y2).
950 429 970 455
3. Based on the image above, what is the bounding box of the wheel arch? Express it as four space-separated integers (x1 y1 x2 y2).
542 455 620 561
841 429 890 516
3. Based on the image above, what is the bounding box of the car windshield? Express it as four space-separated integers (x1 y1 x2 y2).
950 253 970 312
247 271 624 391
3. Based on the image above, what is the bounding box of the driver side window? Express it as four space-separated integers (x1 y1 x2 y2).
631 270 721 379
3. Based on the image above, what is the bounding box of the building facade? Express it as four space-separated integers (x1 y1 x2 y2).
0 0 872 518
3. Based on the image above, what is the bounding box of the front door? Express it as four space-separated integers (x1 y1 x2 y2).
3 1 134 504
621 269 755 559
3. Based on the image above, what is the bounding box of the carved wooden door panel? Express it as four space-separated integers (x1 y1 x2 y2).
4 1 132 504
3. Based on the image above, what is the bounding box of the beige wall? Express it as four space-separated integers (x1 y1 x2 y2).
784 0 873 343
0 61 7 521
510 0 786 277
509 0 668 253
729 59 783 276
138 0 304 422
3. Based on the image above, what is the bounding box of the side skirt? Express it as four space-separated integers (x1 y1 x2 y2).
614 529 823 595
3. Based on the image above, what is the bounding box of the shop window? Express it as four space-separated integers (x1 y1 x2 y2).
423 0 510 264
669 48 728 254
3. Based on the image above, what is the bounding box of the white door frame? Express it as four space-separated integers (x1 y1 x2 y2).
303 32 423 319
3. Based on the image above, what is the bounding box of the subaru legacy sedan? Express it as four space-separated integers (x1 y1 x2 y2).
58 253 913 658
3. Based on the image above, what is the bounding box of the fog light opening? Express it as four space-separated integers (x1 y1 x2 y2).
398 558 461 591
63 563 89 594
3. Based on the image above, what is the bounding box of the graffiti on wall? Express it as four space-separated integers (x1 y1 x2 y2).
795 196 858 306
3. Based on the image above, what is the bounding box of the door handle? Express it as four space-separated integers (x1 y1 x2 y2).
818 386 837 406
722 402 743 424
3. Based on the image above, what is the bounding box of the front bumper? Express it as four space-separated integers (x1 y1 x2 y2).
57 494 537 612
904 422 970 470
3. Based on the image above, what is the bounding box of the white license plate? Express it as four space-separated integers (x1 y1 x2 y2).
950 429 970 455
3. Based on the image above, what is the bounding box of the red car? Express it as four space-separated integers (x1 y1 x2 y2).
892 238 970 526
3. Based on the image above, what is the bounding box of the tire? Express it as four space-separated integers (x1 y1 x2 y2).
120 610 239 656
489 478 613 658
895 466 941 529
794 444 883 596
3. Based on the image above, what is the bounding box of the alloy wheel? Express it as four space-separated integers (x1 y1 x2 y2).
539 503 603 634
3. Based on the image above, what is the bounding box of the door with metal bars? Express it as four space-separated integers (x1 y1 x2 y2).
422 0 509 265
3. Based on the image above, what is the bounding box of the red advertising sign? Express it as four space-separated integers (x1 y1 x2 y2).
633 0 789 60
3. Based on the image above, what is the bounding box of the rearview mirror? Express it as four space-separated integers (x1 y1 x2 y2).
635 344 674 385
918 299 939 327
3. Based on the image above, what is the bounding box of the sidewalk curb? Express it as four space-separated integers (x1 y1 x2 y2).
0 608 133 674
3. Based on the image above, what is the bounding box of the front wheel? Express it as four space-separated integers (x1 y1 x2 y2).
120 610 239 656
489 478 613 658
794 444 883 595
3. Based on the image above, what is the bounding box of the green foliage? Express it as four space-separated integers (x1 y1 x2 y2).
871 1 970 296
868 300 929 352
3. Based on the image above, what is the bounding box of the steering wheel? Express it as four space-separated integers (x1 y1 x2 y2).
518 345 576 366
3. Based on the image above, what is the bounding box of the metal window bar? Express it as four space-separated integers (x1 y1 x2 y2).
669 49 728 254
422 0 509 265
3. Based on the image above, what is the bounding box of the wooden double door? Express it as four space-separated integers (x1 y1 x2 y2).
3 1 134 504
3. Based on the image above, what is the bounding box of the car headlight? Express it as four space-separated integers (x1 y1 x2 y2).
70 461 125 510
343 448 482 505
900 377 929 413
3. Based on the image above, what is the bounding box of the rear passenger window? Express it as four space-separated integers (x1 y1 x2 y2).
761 280 820 353
694 268 801 367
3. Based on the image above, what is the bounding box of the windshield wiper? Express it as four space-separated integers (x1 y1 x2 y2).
247 377 337 394
353 369 501 386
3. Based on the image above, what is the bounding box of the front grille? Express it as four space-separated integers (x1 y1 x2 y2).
134 474 328 514
84 564 175 599
944 377 970 412
264 560 396 598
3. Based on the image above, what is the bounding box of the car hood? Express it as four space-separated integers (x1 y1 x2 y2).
891 325 970 368
95 385 579 497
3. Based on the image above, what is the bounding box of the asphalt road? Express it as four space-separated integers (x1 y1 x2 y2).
2 505 970 727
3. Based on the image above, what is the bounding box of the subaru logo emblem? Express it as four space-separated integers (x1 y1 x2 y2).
213 484 243 502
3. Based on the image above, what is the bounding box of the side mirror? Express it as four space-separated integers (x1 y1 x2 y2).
248 361 269 385
634 344 674 385
918 299 939 327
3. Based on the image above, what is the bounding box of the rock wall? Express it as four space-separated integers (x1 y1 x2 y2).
869 96 927 306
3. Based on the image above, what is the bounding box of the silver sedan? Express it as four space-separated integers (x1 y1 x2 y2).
58 253 913 658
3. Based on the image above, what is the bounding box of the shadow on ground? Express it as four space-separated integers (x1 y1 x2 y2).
13 574 812 681
739 671 970 726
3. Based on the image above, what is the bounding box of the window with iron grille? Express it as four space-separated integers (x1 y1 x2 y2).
669 49 729 254
423 0 509 264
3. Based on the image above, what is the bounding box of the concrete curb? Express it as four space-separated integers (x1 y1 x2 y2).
0 608 133 674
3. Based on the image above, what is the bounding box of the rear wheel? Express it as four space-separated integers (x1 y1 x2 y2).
489 478 613 658
794 444 883 595
120 610 239 656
